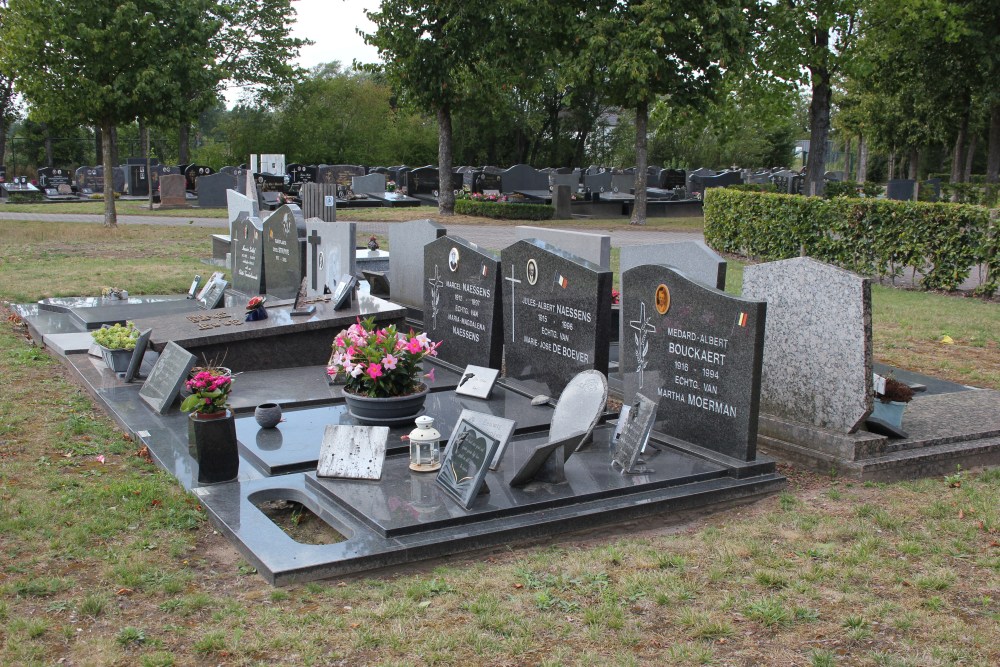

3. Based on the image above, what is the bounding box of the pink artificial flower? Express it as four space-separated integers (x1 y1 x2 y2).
415 333 430 347
424 368 436 382
367 363 383 379
96 455 105 464
406 338 423 354
382 354 398 370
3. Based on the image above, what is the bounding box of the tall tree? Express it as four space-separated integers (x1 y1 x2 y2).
581 0 750 224
0 0 18 168
0 0 219 226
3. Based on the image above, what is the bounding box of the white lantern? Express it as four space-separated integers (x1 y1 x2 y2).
408 415 441 472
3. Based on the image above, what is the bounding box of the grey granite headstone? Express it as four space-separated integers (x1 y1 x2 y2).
423 235 503 369
620 241 726 290
232 215 265 295
388 219 447 311
500 164 549 193
622 264 766 461
139 342 195 414
742 257 873 433
551 173 580 191
500 239 612 397
552 185 572 220
584 172 612 193
610 173 633 193
300 182 338 222
886 179 916 201
515 226 611 269
263 205 306 300
159 174 188 207
305 219 356 298
196 172 237 208
351 173 386 195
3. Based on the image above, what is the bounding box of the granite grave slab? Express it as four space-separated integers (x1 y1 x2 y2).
263 205 306 300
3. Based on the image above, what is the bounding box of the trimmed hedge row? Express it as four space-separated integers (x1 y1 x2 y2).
454 199 553 220
704 188 999 294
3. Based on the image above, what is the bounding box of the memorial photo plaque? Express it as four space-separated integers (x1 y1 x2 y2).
139 342 196 414
436 418 501 509
455 365 500 400
611 394 657 474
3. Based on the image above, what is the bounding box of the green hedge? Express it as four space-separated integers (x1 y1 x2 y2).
704 188 999 295
454 199 553 220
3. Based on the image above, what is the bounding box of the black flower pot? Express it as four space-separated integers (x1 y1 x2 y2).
188 410 239 484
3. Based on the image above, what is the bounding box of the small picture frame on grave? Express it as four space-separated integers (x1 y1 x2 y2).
122 328 152 383
195 271 224 301
198 274 228 310
436 418 501 510
611 394 658 474
455 365 500 400
332 274 357 311
187 274 202 299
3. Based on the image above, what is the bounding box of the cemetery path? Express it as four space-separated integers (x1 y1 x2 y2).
0 211 708 246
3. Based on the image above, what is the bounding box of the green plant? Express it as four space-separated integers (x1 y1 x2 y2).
327 317 439 398
90 321 140 350
117 626 146 646
179 370 232 415
454 198 554 220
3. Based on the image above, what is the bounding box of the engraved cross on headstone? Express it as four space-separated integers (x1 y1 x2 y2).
308 228 322 291
628 301 657 389
504 265 522 342
427 265 444 328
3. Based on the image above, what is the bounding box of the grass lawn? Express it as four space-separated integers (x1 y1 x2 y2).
0 219 998 666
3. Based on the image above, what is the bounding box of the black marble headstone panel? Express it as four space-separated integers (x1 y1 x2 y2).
408 166 439 195
621 264 766 461
886 179 916 201
472 171 502 193
500 239 612 398
500 164 549 193
317 164 365 187
184 164 214 190
232 215 265 295
197 172 237 208
263 205 306 300
423 235 503 369
286 163 317 184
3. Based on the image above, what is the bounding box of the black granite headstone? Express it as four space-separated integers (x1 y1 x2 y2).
232 215 265 295
139 342 196 414
197 172 237 208
317 164 365 187
262 205 306 300
500 239 612 397
886 179 916 201
621 264 766 461
500 164 549 193
423 235 503 369
435 419 500 509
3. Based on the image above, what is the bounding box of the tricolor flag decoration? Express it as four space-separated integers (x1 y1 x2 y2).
737 312 748 327
554 274 569 289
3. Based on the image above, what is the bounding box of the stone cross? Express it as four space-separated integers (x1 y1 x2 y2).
308 228 322 291
504 265 522 342
427 265 444 328
628 301 656 389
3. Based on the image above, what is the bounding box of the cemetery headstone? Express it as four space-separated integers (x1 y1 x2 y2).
317 164 365 187
388 219 447 311
610 173 633 193
125 164 149 196
583 171 612 193
742 257 872 433
158 174 188 207
300 182 338 222
262 204 306 300
552 185 572 219
139 342 196 414
305 219 356 298
515 225 611 268
197 172 237 208
184 164 214 191
500 164 549 193
621 264 766 461
471 170 501 193
232 215 265 295
620 241 726 291
886 179 917 201
423 235 503 369
500 239 612 397
286 163 317 184
351 172 386 195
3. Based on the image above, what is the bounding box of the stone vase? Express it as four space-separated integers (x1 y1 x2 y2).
871 400 907 429
99 346 133 373
343 384 428 426
254 402 282 429
188 409 239 484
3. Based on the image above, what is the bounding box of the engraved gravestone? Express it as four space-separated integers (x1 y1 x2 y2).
305 219 356 298
262 204 306 300
742 257 873 433
583 171 612 193
388 219 447 311
423 235 503 369
317 164 365 187
621 264 766 461
500 164 549 193
351 173 386 195
197 172 236 208
515 226 610 268
139 342 196 414
435 419 501 509
232 215 265 295
500 239 612 397
159 174 188 207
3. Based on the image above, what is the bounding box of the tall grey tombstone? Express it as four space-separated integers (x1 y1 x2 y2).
610 173 633 193
583 172 612 193
352 173 386 195
500 164 549 193
227 189 259 230
552 184 572 220
621 265 766 461
886 179 917 201
305 219 356 298
423 235 503 369
300 182 338 222
551 173 580 191
500 239 612 397
262 204 306 300
742 257 873 433
196 172 237 208
388 219 447 312
619 242 727 347
232 215 265 295
515 225 611 268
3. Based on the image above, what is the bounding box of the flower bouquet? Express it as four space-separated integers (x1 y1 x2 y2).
245 295 267 321
180 369 233 416
91 321 140 372
327 317 440 398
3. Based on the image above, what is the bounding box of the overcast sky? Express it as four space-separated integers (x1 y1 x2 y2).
292 0 382 71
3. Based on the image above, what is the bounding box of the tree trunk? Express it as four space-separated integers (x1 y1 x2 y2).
950 102 969 201
42 123 53 168
964 134 976 182
630 100 649 226
986 102 1000 199
887 149 896 181
94 126 103 165
856 134 868 183
437 104 455 216
907 147 919 180
0 79 13 166
138 118 148 159
109 125 119 170
178 121 190 164
844 137 852 179
101 120 117 228
806 38 831 197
